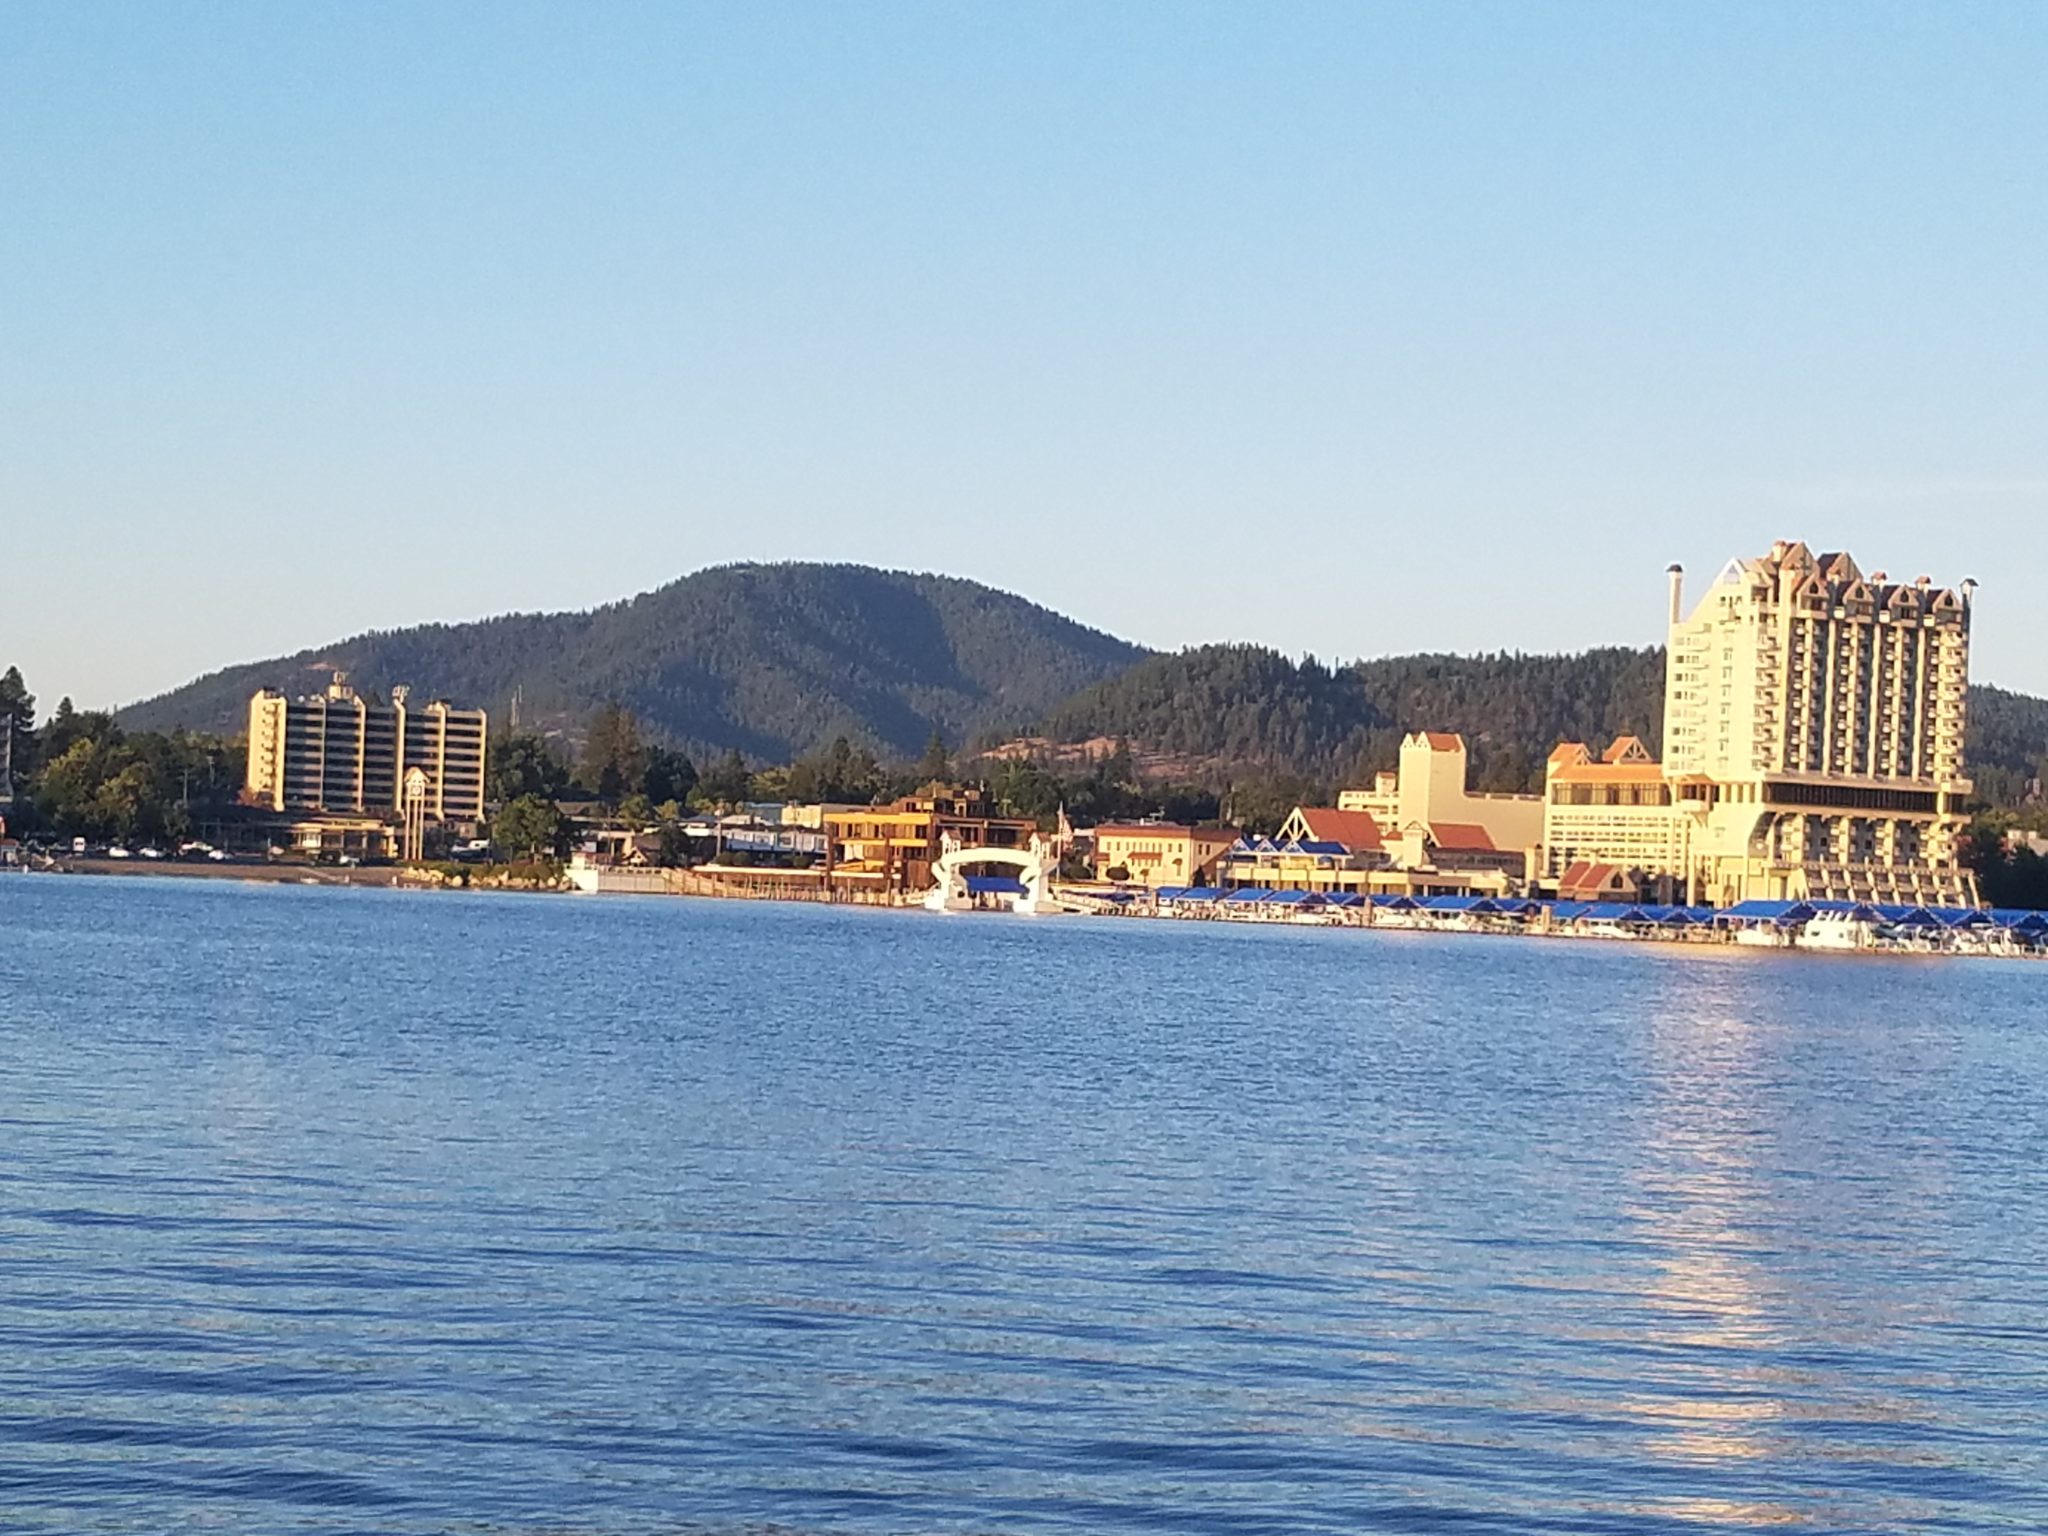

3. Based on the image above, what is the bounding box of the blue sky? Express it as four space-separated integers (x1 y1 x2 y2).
4 2 2046 709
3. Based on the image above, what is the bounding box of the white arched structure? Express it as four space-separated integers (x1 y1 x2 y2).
922 835 1064 914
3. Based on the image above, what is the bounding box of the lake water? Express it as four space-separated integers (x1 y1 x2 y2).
2 876 2046 1534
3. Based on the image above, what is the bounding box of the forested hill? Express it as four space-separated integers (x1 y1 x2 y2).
119 564 1148 761
119 570 2048 802
1031 644 1667 791
1030 643 2048 802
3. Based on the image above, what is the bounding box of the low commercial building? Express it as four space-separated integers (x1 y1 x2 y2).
1092 821 1240 888
246 673 488 825
825 787 1036 896
1224 799 1523 895
1217 808 1387 892
1275 806 1385 857
1377 820 1526 882
1338 732 1544 870
279 816 398 861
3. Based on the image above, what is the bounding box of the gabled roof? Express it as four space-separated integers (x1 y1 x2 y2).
1409 731 1466 752
1548 742 1593 769
1558 860 1626 893
1293 807 1384 851
1602 736 1652 764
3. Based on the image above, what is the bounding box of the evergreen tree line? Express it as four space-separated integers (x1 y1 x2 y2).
1 666 241 843
1036 641 2048 806
18 644 2048 879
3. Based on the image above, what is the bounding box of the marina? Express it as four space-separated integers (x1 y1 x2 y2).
1059 886 2048 956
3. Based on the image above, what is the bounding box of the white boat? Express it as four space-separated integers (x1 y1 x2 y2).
1798 913 1873 951
1734 925 1795 948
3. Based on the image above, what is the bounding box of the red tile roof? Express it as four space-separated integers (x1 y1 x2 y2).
1294 807 1384 851
1559 860 1632 899
1548 742 1592 768
1415 732 1465 752
1601 735 1650 764
1427 822 1496 851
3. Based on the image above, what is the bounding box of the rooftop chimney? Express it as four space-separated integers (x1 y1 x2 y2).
1666 563 1684 627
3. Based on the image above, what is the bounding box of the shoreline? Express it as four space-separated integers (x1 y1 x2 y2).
16 861 2043 961
30 858 405 887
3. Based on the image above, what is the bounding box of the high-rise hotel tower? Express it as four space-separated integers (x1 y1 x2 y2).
1662 542 1975 905
245 673 489 824
1541 541 1979 905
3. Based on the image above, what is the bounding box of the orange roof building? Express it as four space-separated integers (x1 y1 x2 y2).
1280 806 1384 853
1537 736 1685 893
1335 730 1542 874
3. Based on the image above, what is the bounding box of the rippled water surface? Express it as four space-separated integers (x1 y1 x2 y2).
3 876 2046 1533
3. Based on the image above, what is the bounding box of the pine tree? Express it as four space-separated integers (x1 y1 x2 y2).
917 729 951 786
580 704 646 802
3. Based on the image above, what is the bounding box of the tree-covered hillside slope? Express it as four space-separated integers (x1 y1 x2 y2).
1031 642 2047 801
120 567 2048 805
119 564 1148 761
1031 644 1666 791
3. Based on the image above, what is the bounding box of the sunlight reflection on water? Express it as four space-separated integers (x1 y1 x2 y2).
1 877 2045 1534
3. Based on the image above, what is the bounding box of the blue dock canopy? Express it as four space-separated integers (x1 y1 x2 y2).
964 875 1028 896
1718 900 1817 924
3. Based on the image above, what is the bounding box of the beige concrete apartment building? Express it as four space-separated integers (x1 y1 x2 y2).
1539 542 1978 906
246 673 489 824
